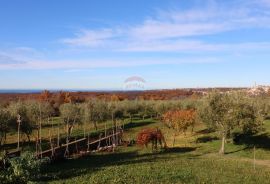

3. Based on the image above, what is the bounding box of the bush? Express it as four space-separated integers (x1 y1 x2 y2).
0 152 49 184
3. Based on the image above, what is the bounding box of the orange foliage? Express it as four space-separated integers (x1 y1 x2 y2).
39 90 52 102
162 109 196 134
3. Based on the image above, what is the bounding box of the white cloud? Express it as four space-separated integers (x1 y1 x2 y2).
121 41 270 52
61 29 122 47
2 0 270 71
3 40 270 70
0 54 26 65
0 54 220 70
61 2 270 52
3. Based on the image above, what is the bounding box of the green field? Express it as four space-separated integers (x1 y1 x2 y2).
35 119 270 184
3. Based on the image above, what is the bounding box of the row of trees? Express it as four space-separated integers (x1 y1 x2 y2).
1 91 269 155
0 98 197 146
160 91 270 155
0 101 54 145
58 99 197 138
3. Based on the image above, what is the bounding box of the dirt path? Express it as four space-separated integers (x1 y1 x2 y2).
239 157 270 167
202 152 270 168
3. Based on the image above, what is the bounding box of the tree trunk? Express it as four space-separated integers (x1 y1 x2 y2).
67 125 73 141
173 132 176 147
4 131 6 145
17 122 20 150
93 121 98 131
219 132 226 155
0 136 3 146
27 135 31 143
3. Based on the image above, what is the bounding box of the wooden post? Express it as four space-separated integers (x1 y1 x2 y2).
75 138 78 154
253 146 256 170
35 136 38 157
49 130 54 158
64 125 70 158
38 103 42 158
87 133 90 152
115 121 119 146
83 124 86 138
57 127 60 147
112 129 115 152
105 121 108 146
16 114 21 150
97 133 102 150
105 121 107 137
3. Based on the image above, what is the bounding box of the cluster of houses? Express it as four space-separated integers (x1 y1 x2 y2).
247 85 270 96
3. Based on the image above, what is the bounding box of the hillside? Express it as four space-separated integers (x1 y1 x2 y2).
39 118 270 184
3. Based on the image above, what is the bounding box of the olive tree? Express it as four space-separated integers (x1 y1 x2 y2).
153 101 169 119
122 100 140 122
59 103 81 139
138 100 155 120
199 91 264 154
8 102 34 142
81 99 109 130
25 100 54 146
0 108 12 145
108 101 124 124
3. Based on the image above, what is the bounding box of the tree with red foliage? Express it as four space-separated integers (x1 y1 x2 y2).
162 109 196 146
39 90 52 102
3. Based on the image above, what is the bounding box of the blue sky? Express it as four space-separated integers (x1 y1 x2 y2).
0 0 270 90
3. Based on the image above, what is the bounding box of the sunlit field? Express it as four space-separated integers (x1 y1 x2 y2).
38 119 270 184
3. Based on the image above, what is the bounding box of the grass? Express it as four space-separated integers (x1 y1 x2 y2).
41 146 270 184
195 120 270 160
34 118 270 183
3 118 270 183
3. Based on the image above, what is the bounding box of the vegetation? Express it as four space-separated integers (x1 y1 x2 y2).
0 90 270 183
0 152 48 184
198 91 265 154
163 109 196 146
40 118 270 184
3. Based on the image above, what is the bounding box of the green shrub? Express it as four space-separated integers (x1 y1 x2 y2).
0 152 49 184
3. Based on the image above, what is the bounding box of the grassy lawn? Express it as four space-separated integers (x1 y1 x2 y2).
34 118 270 184
40 146 270 184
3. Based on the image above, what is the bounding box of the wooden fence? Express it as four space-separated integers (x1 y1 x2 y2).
36 130 123 161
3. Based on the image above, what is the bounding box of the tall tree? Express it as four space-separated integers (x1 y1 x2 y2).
199 91 264 154
8 101 34 142
81 99 109 130
0 108 12 145
59 103 81 139
163 109 196 146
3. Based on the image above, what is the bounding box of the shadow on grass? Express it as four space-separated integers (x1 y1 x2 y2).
196 128 215 135
40 146 197 182
196 136 219 143
225 147 250 155
40 151 139 181
233 133 270 150
0 141 37 152
124 120 156 130
163 147 197 154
